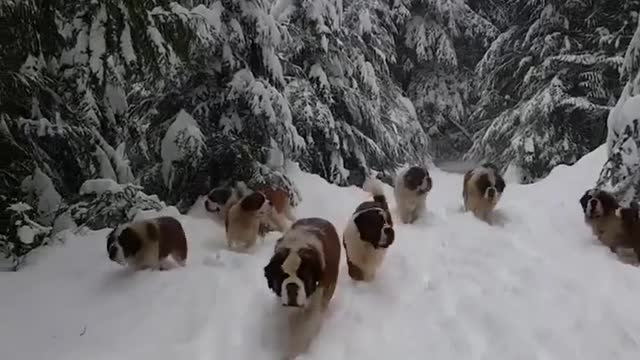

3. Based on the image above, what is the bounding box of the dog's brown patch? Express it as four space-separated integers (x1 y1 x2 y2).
156 216 188 263
240 192 267 212
257 187 289 213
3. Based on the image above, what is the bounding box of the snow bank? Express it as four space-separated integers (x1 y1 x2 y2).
3 146 640 360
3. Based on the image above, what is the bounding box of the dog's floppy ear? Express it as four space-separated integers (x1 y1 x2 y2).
599 191 619 214
298 247 323 285
579 190 590 211
240 192 266 211
354 208 384 246
264 247 288 293
118 227 142 257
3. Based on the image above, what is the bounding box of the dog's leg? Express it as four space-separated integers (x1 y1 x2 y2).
414 200 426 223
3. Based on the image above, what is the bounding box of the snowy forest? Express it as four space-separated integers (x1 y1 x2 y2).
2 0 640 268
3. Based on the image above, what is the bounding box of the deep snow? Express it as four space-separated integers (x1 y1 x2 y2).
3 145 640 360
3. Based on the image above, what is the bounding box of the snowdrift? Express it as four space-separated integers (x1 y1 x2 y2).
4 145 640 360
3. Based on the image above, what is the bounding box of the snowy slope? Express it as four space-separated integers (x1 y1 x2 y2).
3 144 640 360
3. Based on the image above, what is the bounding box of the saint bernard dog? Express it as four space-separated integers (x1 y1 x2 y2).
343 177 395 281
579 188 622 248
462 163 506 224
393 165 433 224
225 191 273 251
612 203 640 262
206 182 295 235
106 216 188 270
263 217 341 359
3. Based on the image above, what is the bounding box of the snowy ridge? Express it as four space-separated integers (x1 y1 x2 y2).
4 145 640 360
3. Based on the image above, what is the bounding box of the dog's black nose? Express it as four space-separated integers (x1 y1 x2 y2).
590 199 598 208
383 227 394 236
487 187 496 198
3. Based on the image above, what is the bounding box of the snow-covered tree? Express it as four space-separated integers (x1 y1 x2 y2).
392 0 498 160
276 0 431 185
596 15 640 204
466 0 639 183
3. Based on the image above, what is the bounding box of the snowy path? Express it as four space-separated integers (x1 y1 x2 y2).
3 145 640 360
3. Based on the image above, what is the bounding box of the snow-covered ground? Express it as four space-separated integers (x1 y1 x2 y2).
3 145 640 360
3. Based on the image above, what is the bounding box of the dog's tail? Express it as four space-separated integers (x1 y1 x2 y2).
363 177 388 211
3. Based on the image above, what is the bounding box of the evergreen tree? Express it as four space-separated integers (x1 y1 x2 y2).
596 15 640 204
466 0 639 183
391 0 498 160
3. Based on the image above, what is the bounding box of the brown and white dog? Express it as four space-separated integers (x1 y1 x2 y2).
579 188 622 248
611 203 640 262
225 191 273 251
463 163 506 224
206 182 295 234
393 166 433 224
106 216 188 270
343 177 395 281
263 217 341 359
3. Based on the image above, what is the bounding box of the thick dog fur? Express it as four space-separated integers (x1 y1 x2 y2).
225 191 273 251
205 182 295 235
106 216 188 270
463 163 506 224
612 203 640 262
579 189 622 248
263 217 341 359
343 177 395 281
393 166 432 224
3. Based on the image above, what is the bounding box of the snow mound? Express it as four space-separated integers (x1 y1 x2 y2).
3 145 640 360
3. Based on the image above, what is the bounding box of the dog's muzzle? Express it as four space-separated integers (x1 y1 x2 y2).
378 226 394 248
283 282 304 307
486 187 497 199
586 198 600 217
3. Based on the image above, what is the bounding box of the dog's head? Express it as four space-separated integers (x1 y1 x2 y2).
475 167 505 203
353 207 394 249
264 246 322 308
403 166 432 195
580 189 619 219
239 191 272 216
204 187 236 213
106 223 142 266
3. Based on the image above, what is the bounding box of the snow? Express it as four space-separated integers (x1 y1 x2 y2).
119 4 137 64
17 226 36 244
358 10 372 35
5 145 640 359
192 3 223 32
20 167 62 225
160 110 205 188
79 179 124 196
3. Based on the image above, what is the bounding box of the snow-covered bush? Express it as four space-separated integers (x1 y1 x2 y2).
57 180 165 231
0 200 52 271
